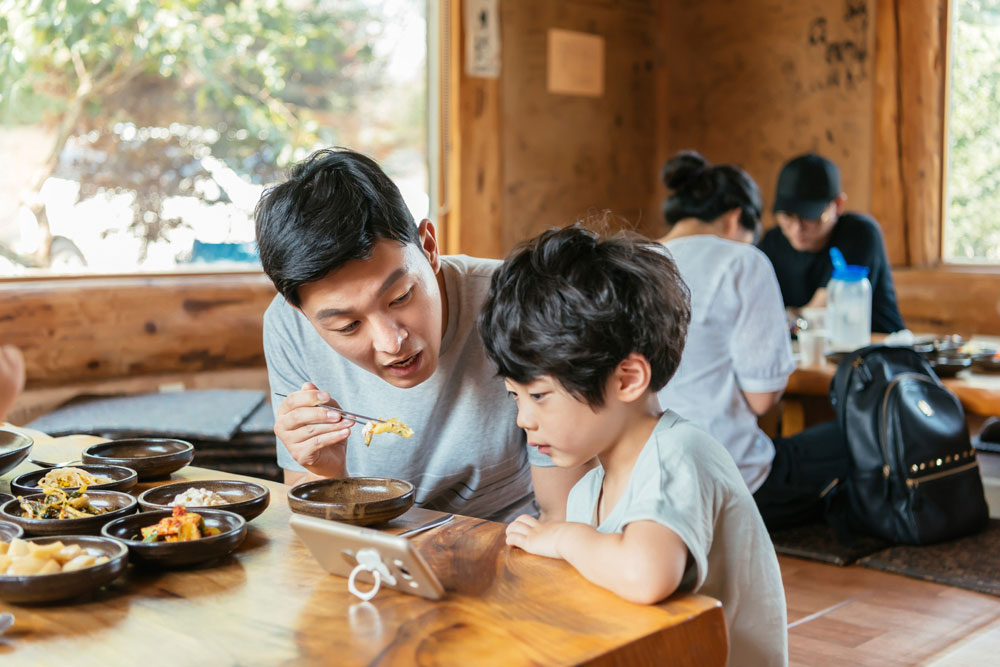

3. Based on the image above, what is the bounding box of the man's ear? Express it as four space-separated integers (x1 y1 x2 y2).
610 353 653 403
834 192 848 216
417 219 442 273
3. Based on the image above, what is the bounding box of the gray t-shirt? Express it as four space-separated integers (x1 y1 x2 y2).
566 410 788 667
263 254 548 522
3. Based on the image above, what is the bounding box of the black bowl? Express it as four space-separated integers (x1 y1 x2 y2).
101 508 247 567
929 355 972 378
971 353 1000 374
0 519 23 542
1 490 139 537
11 464 138 497
137 480 270 522
0 535 128 603
287 477 415 526
0 428 33 477
82 438 194 481
825 350 849 367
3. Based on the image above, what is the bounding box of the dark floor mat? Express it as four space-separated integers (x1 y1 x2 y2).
857 519 1000 597
28 390 266 441
770 521 893 566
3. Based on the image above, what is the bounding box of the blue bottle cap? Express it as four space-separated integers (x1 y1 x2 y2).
832 264 869 282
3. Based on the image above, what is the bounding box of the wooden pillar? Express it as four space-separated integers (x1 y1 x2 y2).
872 0 949 268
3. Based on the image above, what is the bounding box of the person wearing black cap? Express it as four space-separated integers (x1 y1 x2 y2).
758 153 905 333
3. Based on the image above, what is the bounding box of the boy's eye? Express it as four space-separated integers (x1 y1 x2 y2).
390 288 413 305
506 390 518 401
529 392 547 401
334 321 360 334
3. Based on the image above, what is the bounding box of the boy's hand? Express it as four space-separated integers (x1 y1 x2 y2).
0 345 25 422
274 382 353 478
505 514 565 559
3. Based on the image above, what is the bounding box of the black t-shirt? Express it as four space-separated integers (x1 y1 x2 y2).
757 212 905 334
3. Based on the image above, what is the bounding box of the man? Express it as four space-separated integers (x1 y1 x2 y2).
254 148 587 522
758 153 905 333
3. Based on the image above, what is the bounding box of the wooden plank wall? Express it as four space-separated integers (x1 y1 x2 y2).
658 0 875 232
497 0 662 254
1 275 275 421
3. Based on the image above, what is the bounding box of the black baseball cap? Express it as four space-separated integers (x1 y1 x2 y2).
773 153 841 220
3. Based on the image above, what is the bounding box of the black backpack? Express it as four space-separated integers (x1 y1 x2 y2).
829 345 989 545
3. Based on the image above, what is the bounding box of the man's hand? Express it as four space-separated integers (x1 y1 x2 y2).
274 382 352 478
505 514 566 559
0 345 25 422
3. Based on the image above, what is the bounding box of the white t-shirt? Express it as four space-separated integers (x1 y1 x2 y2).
566 411 788 667
263 255 550 522
658 235 795 491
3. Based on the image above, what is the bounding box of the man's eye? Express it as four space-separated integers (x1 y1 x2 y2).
391 289 413 305
334 321 360 334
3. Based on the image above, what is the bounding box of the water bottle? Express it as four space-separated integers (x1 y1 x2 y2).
826 247 871 351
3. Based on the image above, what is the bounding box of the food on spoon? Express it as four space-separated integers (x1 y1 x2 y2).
38 467 112 489
140 505 221 542
362 418 414 447
169 487 227 508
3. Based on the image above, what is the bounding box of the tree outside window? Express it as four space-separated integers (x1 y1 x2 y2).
946 0 1000 262
0 0 428 275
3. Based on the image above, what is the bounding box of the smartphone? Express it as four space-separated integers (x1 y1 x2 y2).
289 513 445 600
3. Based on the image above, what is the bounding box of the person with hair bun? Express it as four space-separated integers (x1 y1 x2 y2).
657 151 848 530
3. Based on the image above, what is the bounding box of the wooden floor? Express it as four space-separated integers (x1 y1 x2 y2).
781 556 1000 666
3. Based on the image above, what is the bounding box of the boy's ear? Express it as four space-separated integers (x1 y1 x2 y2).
610 353 652 402
417 219 442 273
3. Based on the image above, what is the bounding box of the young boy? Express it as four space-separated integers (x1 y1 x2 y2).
478 225 788 666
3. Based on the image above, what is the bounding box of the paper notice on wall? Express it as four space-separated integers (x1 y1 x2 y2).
547 28 605 97
464 0 501 78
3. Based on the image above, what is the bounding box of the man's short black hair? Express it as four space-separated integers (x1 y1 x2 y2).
478 224 691 407
254 147 420 306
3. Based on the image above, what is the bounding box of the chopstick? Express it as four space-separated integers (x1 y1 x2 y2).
272 393 386 425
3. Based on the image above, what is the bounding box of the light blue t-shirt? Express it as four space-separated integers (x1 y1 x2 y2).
566 411 788 667
263 254 550 522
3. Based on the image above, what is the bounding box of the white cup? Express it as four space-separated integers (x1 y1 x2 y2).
798 329 827 366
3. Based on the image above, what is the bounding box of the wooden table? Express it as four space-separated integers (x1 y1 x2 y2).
0 427 727 665
781 351 1000 436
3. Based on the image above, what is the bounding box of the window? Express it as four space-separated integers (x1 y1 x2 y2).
0 0 429 276
945 0 1000 262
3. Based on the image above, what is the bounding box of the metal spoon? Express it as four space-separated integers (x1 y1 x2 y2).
398 513 454 538
28 458 82 469
0 612 13 636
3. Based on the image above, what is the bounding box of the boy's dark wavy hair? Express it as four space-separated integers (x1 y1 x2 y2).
478 223 691 407
255 147 420 306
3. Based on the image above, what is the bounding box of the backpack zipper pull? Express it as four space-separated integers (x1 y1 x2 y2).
883 464 890 478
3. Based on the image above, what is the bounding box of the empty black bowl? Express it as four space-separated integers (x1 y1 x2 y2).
0 535 128 603
287 477 415 526
1 490 139 537
971 352 1000 374
137 480 270 522
0 428 33 477
101 508 247 567
0 519 23 542
82 438 194 481
929 355 972 378
11 464 138 497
